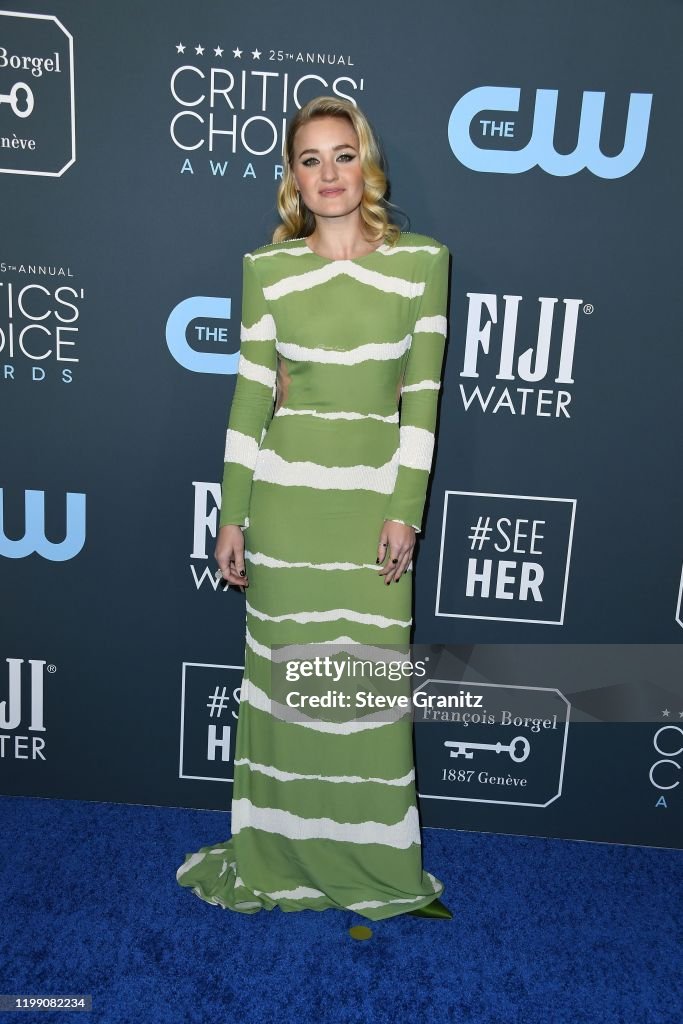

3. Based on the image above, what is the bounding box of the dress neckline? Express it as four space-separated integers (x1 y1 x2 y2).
303 237 387 263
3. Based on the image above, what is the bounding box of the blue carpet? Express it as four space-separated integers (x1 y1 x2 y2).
1 795 681 1024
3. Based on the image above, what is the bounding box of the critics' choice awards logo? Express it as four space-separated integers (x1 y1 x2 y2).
169 40 363 177
448 86 652 178
0 264 84 382
436 491 576 625
650 714 683 811
0 11 75 176
414 679 570 807
0 488 86 561
1 659 51 761
178 662 242 782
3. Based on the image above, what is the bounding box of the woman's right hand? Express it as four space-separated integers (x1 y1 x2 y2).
215 524 249 591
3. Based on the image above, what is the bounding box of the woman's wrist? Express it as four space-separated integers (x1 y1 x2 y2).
385 518 417 531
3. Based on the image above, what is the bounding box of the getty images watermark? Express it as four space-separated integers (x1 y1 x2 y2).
265 642 487 726
255 642 682 729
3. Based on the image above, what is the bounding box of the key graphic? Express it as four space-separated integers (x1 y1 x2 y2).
445 735 531 763
0 82 34 118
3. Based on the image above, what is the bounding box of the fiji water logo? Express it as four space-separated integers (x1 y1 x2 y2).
0 488 85 560
190 481 231 590
448 86 653 178
0 658 48 734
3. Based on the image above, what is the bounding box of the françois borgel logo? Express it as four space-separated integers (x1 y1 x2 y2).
0 11 75 176
414 679 570 807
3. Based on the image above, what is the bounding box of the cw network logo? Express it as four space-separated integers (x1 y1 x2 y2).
0 488 85 560
448 86 652 178
166 295 234 374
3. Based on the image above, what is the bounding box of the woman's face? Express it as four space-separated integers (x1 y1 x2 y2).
292 116 365 224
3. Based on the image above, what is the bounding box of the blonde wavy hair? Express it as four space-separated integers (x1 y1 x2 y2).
272 96 402 247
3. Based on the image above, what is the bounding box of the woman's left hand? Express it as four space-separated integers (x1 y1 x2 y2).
376 520 415 584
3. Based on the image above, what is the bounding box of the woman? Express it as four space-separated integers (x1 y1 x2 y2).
177 96 452 921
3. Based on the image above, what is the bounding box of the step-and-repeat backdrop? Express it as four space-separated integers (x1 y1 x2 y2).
2 1 682 850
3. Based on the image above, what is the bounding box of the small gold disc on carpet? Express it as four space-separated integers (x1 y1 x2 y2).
348 925 373 941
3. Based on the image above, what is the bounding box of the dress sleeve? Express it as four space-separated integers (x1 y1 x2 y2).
383 243 450 534
218 253 277 529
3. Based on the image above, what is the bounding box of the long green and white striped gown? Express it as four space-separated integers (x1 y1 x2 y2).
176 230 450 920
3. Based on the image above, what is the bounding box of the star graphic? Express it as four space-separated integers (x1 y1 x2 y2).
233 46 243 58
252 48 261 59
662 709 671 717
195 44 204 55
176 43 186 54
214 46 224 57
